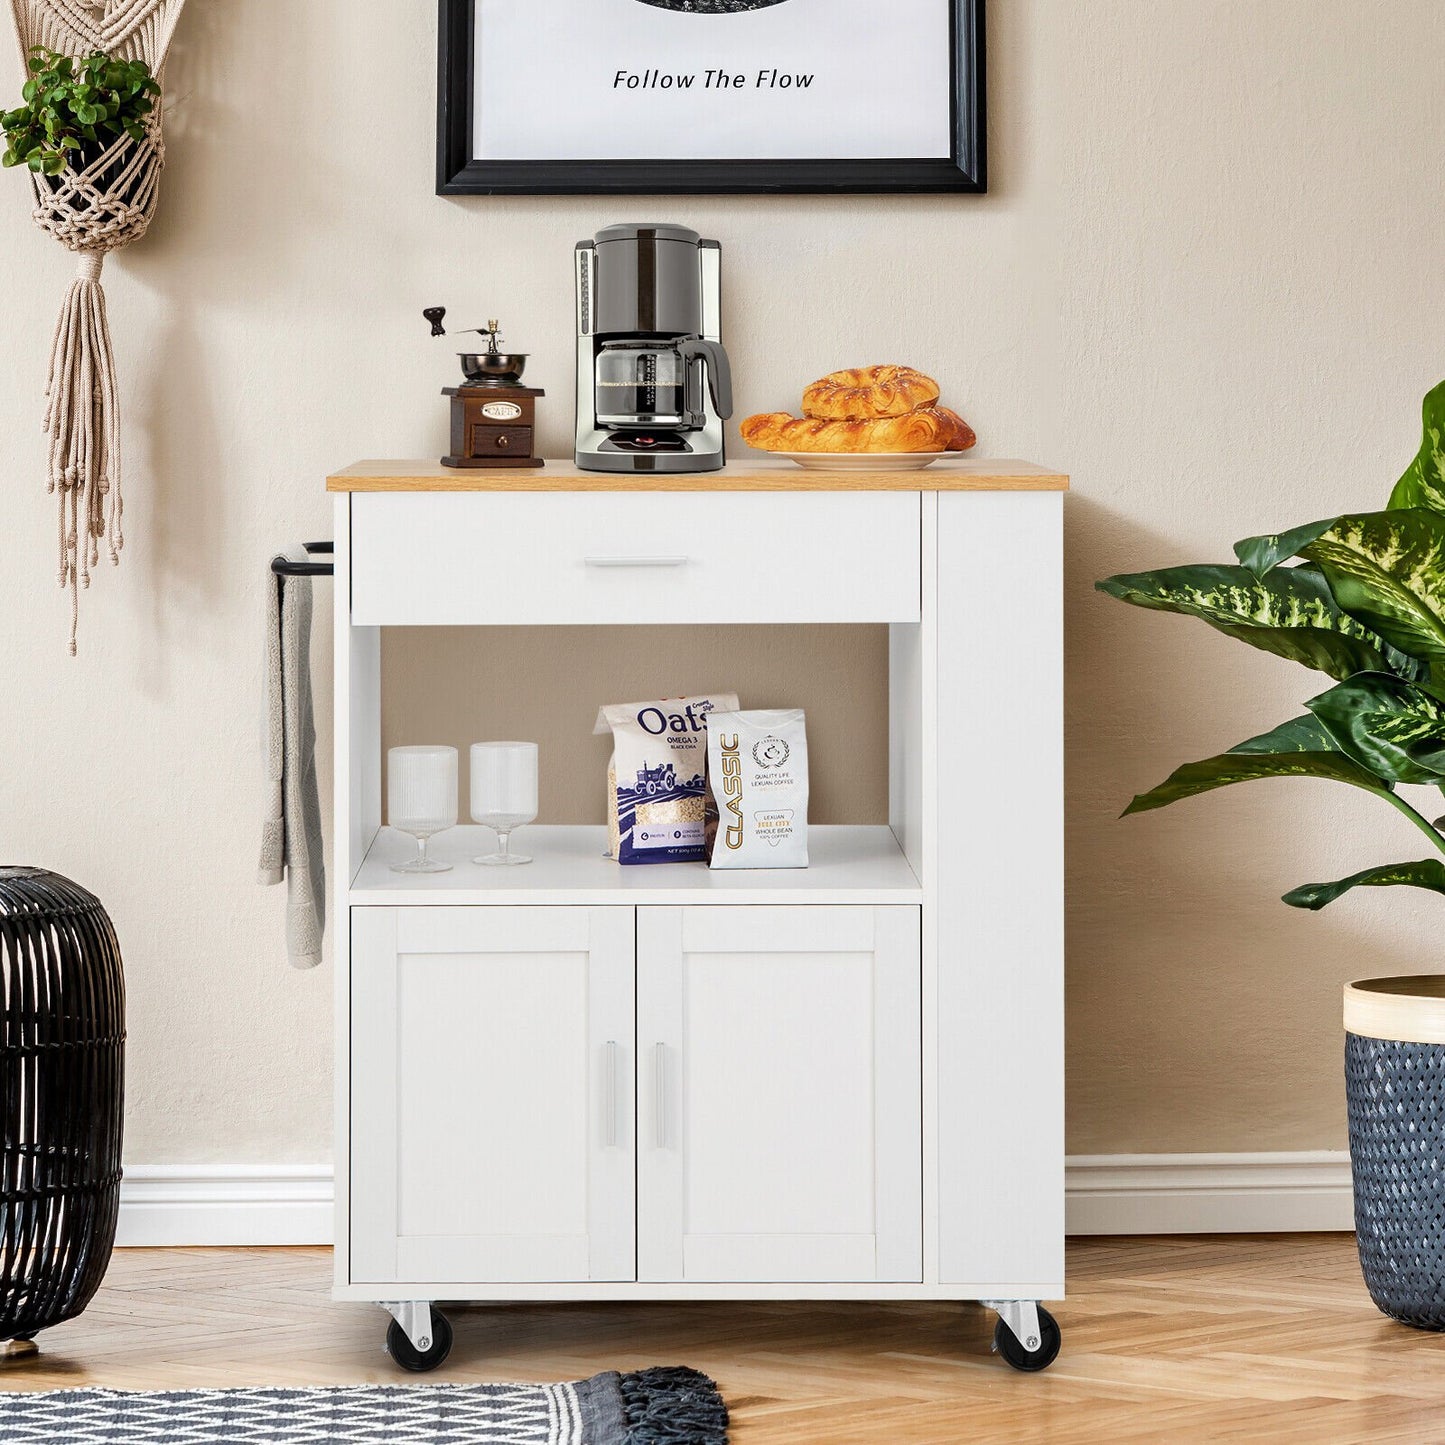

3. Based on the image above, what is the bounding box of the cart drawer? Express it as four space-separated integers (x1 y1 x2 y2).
348 491 921 625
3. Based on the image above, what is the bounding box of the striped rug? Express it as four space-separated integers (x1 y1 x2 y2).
0 1366 727 1444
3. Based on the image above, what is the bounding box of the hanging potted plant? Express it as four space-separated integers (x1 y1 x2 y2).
3 45 160 208
1 1 185 657
1098 380 1445 1330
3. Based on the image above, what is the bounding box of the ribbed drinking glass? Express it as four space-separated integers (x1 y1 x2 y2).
470 741 538 866
388 745 457 873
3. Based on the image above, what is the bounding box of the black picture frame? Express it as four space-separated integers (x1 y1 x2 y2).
436 0 985 195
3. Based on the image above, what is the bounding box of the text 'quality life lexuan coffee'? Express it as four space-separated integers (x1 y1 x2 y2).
706 709 809 869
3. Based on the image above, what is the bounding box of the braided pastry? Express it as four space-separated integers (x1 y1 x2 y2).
930 405 977 452
802 365 941 420
739 410 955 454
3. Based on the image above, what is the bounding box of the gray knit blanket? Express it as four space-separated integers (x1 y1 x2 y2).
259 562 325 969
0 1367 726 1444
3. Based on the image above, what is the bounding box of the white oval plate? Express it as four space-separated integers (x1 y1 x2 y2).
766 451 945 471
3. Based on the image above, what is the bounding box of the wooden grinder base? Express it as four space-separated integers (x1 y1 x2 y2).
441 385 545 469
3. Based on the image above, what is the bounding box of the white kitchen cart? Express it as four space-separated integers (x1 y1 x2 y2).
329 457 1067 1373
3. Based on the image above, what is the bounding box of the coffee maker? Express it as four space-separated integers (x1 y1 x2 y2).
575 223 733 473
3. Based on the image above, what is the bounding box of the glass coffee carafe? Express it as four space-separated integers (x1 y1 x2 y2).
596 341 688 426
594 337 733 430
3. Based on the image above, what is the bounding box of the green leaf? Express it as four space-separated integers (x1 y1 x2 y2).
1095 563 1407 680
1283 859 1445 910
1235 518 1337 577
1388 380 1445 513
1228 715 1338 754
1306 672 1445 784
1296 509 1445 668
1122 749 1388 817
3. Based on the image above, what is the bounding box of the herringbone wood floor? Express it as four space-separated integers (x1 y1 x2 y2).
1 1237 1441 1442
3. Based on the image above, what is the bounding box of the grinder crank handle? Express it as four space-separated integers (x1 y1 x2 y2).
681 338 733 420
425 306 503 348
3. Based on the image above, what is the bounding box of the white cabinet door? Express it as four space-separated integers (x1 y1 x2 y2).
637 905 922 1284
351 906 635 1284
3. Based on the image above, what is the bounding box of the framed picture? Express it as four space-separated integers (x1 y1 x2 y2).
437 0 985 195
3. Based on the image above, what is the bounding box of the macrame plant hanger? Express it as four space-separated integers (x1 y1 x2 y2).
8 0 186 653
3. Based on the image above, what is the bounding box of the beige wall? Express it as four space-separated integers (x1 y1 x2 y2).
2 1 1443 1167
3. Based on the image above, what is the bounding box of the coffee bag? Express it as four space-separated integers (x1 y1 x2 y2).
706 708 809 869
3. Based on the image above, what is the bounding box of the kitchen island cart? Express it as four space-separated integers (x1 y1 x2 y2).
328 457 1067 1372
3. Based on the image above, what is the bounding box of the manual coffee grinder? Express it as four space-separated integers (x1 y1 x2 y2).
423 307 544 469
574 223 733 473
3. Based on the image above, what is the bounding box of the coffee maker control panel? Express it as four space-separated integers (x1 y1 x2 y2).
602 431 690 453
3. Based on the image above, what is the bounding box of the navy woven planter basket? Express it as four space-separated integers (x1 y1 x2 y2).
0 867 125 1342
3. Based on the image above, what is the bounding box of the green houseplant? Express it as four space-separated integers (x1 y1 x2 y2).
1 45 158 176
1098 380 1445 909
2 46 159 176
1100 380 1445 1331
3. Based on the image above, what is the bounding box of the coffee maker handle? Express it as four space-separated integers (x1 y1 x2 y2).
681 339 733 420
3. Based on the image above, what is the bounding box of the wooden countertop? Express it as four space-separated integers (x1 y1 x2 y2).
327 457 1069 492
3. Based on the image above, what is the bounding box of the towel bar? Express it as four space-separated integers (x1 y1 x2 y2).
272 541 334 578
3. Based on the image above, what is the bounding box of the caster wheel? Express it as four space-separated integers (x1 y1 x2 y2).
385 1311 453 1372
994 1307 1061 1372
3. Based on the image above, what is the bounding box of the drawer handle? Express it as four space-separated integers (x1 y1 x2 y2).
584 555 689 569
654 1042 668 1150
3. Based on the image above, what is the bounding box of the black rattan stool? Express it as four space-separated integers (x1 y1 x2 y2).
0 867 124 1344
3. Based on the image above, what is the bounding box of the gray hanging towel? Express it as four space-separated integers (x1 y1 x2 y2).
259 562 325 968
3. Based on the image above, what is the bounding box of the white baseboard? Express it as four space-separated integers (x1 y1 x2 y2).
1064 1151 1354 1235
116 1166 334 1247
112 1153 1355 1248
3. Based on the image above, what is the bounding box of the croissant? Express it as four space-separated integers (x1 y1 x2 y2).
929 405 977 452
802 365 941 420
740 410 955 454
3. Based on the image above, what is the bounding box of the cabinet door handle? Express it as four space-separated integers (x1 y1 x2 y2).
584 555 689 569
604 1040 618 1148
654 1042 668 1150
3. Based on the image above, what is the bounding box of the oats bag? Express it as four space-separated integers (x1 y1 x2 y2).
595 693 739 864
706 708 809 869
